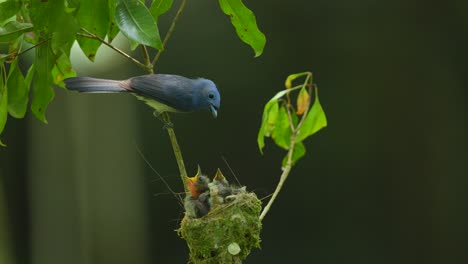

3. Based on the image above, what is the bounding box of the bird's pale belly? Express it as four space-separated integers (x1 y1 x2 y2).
134 95 181 113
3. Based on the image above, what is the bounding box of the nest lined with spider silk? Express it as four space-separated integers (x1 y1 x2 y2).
178 190 262 264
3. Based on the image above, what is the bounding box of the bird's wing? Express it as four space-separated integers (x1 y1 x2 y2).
128 74 194 112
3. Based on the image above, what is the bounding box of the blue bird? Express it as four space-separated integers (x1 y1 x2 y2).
64 74 221 118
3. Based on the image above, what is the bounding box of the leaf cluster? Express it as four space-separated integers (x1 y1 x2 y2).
0 0 266 145
257 72 327 167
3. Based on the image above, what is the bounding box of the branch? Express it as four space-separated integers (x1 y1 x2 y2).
141 45 153 73
152 0 189 67
163 113 188 192
259 130 296 221
2 38 49 61
77 28 147 70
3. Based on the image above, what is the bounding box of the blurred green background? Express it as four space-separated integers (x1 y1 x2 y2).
1 0 468 263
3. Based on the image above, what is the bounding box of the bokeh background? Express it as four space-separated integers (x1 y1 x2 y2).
1 0 468 263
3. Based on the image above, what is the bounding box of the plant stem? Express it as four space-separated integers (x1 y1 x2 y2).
163 113 188 192
141 45 153 73
3 38 49 61
259 131 297 221
77 29 147 70
147 0 190 191
152 0 189 67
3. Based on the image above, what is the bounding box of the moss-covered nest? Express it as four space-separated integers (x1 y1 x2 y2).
178 190 262 264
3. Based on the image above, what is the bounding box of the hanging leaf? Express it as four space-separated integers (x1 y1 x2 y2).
108 0 120 43
150 0 173 21
257 86 302 153
271 106 293 150
6 59 28 118
115 0 163 50
52 52 76 88
76 0 110 61
0 0 21 25
0 21 33 43
0 64 7 146
50 8 79 55
297 87 327 142
218 0 266 57
31 42 55 123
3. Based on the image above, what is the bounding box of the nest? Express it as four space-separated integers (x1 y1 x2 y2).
178 189 262 264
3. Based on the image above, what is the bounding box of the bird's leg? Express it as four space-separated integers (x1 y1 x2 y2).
153 111 174 129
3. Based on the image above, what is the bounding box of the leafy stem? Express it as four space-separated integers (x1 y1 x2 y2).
152 0 188 67
259 72 316 221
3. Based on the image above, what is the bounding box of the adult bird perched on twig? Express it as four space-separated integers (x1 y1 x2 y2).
64 74 221 119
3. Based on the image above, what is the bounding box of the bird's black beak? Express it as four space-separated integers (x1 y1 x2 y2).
210 104 218 118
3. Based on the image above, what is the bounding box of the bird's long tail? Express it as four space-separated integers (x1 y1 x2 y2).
64 77 128 93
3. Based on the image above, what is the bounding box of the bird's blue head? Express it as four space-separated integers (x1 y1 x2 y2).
193 78 221 118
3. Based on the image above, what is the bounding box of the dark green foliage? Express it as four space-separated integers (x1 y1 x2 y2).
0 0 266 145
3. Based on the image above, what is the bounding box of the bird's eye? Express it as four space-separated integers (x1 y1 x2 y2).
208 93 214 99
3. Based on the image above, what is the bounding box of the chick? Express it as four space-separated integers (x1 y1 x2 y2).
184 166 211 218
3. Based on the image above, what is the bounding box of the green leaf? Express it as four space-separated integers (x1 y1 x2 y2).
50 7 79 55
108 0 120 43
76 0 110 61
51 51 76 88
29 0 52 34
257 86 302 153
297 87 327 142
24 63 35 89
257 99 279 153
0 21 33 43
31 42 55 123
284 72 310 89
218 0 266 57
0 64 7 145
271 106 293 150
115 0 163 50
0 0 21 25
282 142 306 168
6 59 28 118
150 0 173 21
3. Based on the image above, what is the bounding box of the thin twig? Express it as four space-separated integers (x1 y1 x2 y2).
163 112 188 193
259 130 297 221
141 45 153 73
152 0 189 67
3 38 50 61
134 144 184 207
148 0 190 192
77 28 147 70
